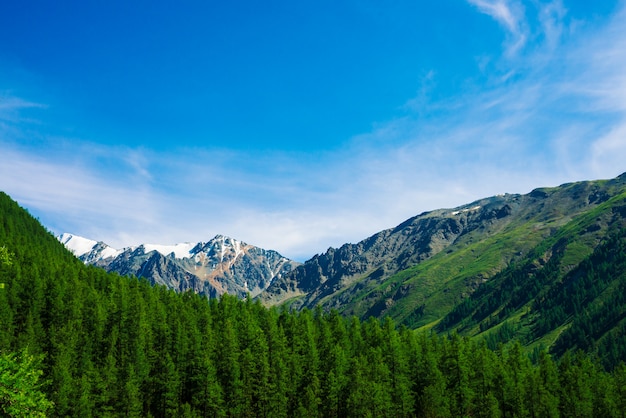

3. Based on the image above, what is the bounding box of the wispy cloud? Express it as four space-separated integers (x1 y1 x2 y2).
537 0 566 51
0 95 46 113
0 141 160 232
2 3 626 261
0 95 47 130
467 0 528 55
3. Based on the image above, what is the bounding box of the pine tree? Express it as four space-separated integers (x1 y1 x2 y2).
264 308 289 418
531 351 560 418
409 333 450 417
501 341 530 417
214 308 244 416
290 309 321 416
613 363 626 418
382 319 414 417
469 342 500 418
0 349 53 417
442 334 474 417
558 352 593 418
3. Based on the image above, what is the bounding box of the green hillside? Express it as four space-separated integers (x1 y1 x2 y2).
265 176 626 363
436 199 626 368
3 186 626 416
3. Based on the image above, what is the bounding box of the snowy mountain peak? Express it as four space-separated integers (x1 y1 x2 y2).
59 233 251 263
58 233 121 261
141 242 196 259
57 232 300 299
59 233 99 257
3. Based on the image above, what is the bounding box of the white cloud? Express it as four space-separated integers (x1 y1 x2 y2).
468 0 519 31
2 3 626 262
467 0 528 55
0 95 46 125
590 125 626 176
0 141 161 243
0 95 45 112
537 0 566 50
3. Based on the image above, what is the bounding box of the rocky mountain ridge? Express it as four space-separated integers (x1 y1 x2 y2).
60 172 626 326
47 172 626 361
259 196 514 307
259 173 626 335
59 233 300 298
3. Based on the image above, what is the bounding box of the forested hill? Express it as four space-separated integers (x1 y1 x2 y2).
260 173 626 363
2 190 626 416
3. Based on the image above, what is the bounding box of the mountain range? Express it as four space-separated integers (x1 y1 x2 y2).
258 172 626 360
5 187 625 416
58 172 626 362
58 233 300 298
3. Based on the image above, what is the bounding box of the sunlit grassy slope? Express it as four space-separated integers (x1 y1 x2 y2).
275 175 626 363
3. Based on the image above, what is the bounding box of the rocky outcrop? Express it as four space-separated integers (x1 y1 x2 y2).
259 197 512 308
259 173 626 316
61 234 300 298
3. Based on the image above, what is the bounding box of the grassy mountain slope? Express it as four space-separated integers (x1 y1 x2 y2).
260 173 626 359
436 191 626 367
5 191 626 416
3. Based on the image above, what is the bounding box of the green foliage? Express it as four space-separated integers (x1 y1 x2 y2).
0 350 53 417
284 178 626 342
0 246 12 267
434 198 626 366
2 185 626 415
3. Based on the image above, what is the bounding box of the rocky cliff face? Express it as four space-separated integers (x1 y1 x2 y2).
259 173 626 325
60 234 300 298
259 196 517 307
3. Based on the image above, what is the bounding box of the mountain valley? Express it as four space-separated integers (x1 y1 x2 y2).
258 173 626 362
56 173 626 363
3 174 626 415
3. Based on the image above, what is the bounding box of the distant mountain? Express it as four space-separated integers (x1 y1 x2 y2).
52 173 626 365
259 172 626 364
59 233 300 298
5 190 624 417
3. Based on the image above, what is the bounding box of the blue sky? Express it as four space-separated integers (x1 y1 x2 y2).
1 0 625 261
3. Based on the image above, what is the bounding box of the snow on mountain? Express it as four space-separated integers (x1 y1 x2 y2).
142 242 196 259
58 232 301 299
59 233 98 257
58 233 198 261
58 232 123 259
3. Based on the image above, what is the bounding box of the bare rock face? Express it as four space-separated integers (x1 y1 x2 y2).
60 234 300 298
259 174 626 318
258 201 502 308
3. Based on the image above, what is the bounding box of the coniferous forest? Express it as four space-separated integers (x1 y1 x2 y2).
2 192 626 417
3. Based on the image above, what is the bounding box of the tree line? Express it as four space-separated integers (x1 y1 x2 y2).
2 192 626 416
